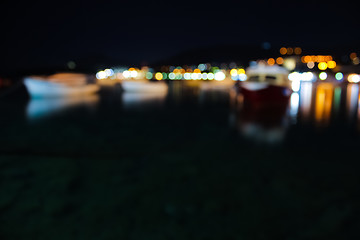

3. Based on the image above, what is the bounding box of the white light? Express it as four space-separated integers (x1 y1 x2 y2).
231 75 238 81
104 68 114 77
348 74 360 83
214 71 226 81
96 71 107 79
207 73 214 80
201 73 208 80
291 79 301 92
288 72 301 81
169 72 176 80
191 73 198 80
130 70 138 78
302 72 314 81
353 75 360 83
123 70 131 78
289 72 314 82
319 72 327 80
184 73 191 80
238 73 247 81
290 92 299 117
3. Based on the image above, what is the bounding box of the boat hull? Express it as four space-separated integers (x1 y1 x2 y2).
239 82 292 105
24 78 100 98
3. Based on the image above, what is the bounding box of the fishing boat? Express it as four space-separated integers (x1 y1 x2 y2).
121 80 168 93
24 73 100 98
238 63 291 104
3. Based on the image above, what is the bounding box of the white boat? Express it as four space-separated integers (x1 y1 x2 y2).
121 80 168 93
24 73 100 98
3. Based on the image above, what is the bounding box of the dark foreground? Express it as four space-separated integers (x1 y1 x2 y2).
0 81 360 239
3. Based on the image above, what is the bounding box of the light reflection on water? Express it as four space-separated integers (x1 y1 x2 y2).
26 95 99 120
18 81 360 143
230 81 360 144
121 91 168 109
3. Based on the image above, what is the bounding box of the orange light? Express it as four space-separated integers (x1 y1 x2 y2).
350 52 357 60
327 61 336 69
280 47 287 55
193 68 201 73
267 58 275 65
304 56 311 63
294 47 302 55
276 57 284 65
287 47 293 55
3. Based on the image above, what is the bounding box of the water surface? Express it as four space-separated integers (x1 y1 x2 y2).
0 80 359 239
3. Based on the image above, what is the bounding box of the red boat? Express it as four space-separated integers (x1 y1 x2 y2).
238 64 292 105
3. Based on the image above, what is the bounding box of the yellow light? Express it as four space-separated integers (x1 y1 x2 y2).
129 67 135 71
327 61 336 69
193 68 201 73
237 68 245 74
318 62 328 70
280 47 287 55
276 57 284 65
267 58 275 65
230 69 238 76
155 72 163 80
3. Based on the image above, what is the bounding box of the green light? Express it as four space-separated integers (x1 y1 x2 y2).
335 72 343 81
145 72 153 79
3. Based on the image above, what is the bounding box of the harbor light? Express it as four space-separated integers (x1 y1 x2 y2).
168 72 176 80
146 72 153 80
318 62 328 71
327 60 336 69
96 70 107 79
214 71 226 81
123 70 131 78
155 72 163 80
238 73 247 81
207 72 214 80
104 68 114 77
348 74 360 83
319 72 327 80
335 72 343 81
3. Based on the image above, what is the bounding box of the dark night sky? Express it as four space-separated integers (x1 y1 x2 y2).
1 0 359 71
